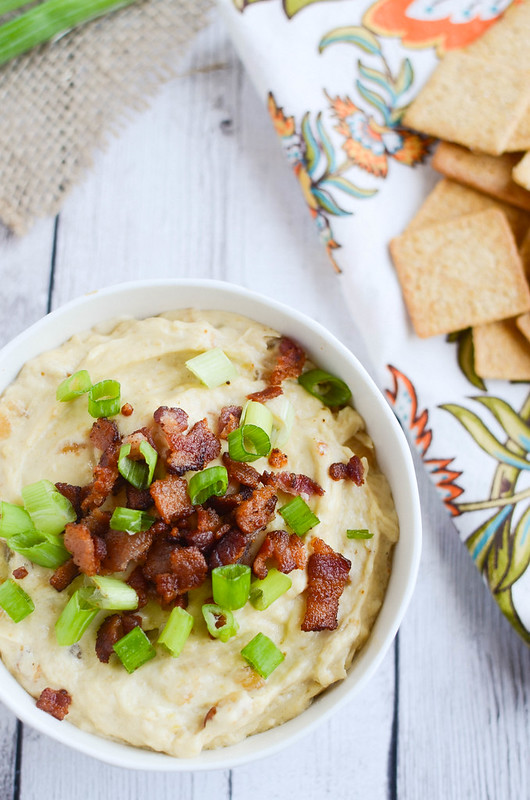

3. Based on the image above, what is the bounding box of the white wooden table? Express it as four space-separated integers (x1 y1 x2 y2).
0 11 528 799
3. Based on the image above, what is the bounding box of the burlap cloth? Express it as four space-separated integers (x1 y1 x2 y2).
0 0 213 234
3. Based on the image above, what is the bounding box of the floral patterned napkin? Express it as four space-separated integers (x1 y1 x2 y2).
218 0 530 642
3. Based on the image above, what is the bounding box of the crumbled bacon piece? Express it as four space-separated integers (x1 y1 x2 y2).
121 403 134 417
153 576 190 608
142 536 181 580
246 385 283 403
12 566 28 580
209 528 248 569
102 529 155 573
152 547 208 604
89 418 121 452
150 475 193 524
268 448 288 469
126 565 150 608
126 485 153 511
235 485 277 536
196 506 221 532
207 486 252 514
217 405 242 439
95 612 142 663
252 530 306 579
153 406 189 448
64 521 106 576
81 440 121 512
328 455 364 486
123 427 157 459
222 452 261 489
55 482 89 518
269 337 306 385
166 419 221 475
36 688 71 720
261 471 324 497
301 537 351 632
49 558 79 591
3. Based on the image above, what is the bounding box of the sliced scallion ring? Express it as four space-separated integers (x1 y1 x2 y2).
113 626 156 673
240 632 284 679
0 579 34 623
110 507 155 535
21 479 76 537
117 441 158 490
88 379 121 418
279 496 320 537
211 564 251 610
55 589 99 646
227 426 271 462
56 370 92 401
158 606 194 657
185 348 238 388
298 369 351 408
249 568 292 611
201 603 239 643
188 466 228 505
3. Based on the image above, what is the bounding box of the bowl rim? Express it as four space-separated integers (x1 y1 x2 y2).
0 278 422 771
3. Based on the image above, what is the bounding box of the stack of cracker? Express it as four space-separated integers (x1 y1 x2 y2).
390 0 530 381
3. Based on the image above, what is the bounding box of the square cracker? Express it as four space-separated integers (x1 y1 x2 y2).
513 152 530 192
473 320 530 380
431 143 530 213
467 2 530 71
406 178 530 247
390 208 530 338
403 52 530 155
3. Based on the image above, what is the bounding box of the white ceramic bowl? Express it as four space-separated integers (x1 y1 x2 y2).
0 279 421 770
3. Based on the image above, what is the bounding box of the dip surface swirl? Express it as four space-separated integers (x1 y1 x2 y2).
0 309 398 757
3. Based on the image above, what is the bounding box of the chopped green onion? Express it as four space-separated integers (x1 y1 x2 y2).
117 441 158 490
55 589 98 646
269 396 295 448
249 568 292 611
8 530 70 568
109 507 155 535
279 496 320 537
298 369 352 408
227 400 274 462
113 626 156 673
82 576 138 611
188 466 228 505
241 632 284 679
56 370 92 402
21 479 76 536
185 348 238 388
0 0 137 69
201 603 239 643
346 529 373 540
0 2 34 18
0 579 34 622
211 564 251 610
227 426 270 462
242 400 274 432
0 502 34 539
88 379 121 418
158 606 194 657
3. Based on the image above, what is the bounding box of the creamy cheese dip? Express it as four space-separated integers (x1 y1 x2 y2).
0 310 398 757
